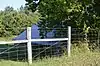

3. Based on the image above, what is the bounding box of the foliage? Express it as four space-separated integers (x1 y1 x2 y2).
26 0 100 28
25 0 100 40
0 6 40 37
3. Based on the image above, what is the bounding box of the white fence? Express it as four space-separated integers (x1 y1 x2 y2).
0 26 71 64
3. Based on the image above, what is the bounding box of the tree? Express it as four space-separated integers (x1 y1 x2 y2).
25 0 40 12
0 6 40 37
25 0 94 37
25 0 95 28
4 6 14 12
25 0 100 32
25 0 100 50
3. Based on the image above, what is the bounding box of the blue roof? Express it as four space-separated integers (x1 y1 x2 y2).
13 25 58 45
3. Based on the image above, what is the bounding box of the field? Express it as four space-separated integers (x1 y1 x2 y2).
0 45 100 66
0 52 100 66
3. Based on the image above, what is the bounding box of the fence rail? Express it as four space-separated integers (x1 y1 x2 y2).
0 38 68 44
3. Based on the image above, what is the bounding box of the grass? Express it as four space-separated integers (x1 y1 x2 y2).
0 45 100 66
0 52 100 66
32 52 100 66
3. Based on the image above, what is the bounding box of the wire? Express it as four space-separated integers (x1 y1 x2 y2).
33 41 63 58
0 43 20 55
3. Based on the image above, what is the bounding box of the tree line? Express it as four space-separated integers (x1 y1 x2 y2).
0 6 40 37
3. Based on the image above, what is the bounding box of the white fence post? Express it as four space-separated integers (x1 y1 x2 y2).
27 27 32 64
67 26 71 57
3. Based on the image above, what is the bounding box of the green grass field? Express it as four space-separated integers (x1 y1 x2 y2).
0 44 100 66
0 52 100 66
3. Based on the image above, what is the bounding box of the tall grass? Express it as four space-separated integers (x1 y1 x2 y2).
0 43 100 66
0 52 100 66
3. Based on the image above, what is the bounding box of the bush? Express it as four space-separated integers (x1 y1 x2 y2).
72 42 90 54
0 7 40 37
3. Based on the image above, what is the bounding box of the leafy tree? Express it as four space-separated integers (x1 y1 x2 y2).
25 0 100 38
25 0 100 50
25 0 100 28
4 6 14 12
0 6 40 37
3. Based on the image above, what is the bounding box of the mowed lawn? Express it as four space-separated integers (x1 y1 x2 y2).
0 52 100 66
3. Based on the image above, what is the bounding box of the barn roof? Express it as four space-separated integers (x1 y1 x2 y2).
13 24 58 45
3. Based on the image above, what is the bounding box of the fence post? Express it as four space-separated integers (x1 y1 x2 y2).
98 30 100 47
27 27 32 64
67 26 71 57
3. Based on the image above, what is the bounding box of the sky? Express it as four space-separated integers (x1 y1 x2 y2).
0 0 26 10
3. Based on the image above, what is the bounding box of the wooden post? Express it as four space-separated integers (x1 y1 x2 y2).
27 27 32 64
67 26 71 57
